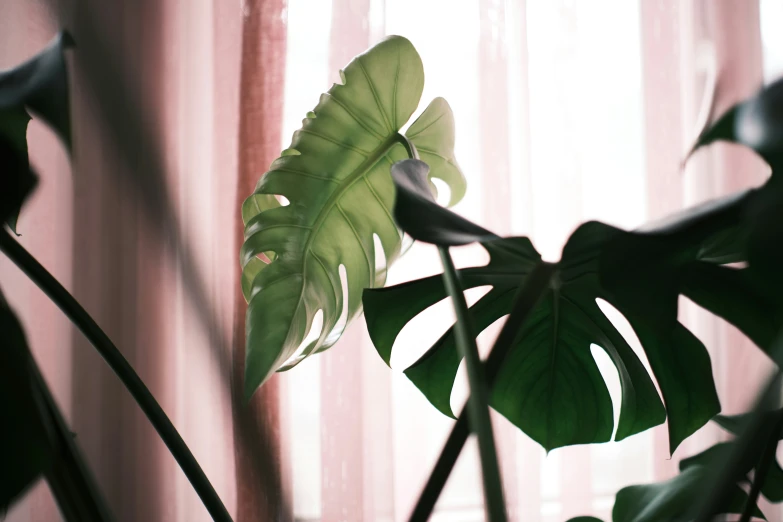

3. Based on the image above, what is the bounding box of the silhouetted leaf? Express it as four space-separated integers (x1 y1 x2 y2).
0 31 73 233
689 76 783 169
0 289 54 511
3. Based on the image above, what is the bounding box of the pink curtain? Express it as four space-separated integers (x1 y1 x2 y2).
1 0 779 521
2 0 289 520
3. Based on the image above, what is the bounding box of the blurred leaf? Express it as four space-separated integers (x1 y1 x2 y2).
687 76 783 169
240 36 467 397
0 31 73 233
0 289 54 511
566 518 604 522
612 466 764 522
712 411 783 503
0 31 73 147
715 410 783 438
0 107 37 234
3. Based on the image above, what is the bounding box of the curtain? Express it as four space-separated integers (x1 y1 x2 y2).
0 1 778 521
1 0 289 520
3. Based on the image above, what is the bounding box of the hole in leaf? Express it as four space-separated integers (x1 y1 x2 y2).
373 234 387 285
281 148 301 156
276 195 290 206
400 232 415 256
282 309 324 368
450 242 491 269
322 265 350 347
590 343 622 440
430 177 451 206
390 285 492 371
595 298 650 372
256 251 276 264
725 260 748 269
464 285 493 306
451 311 505 415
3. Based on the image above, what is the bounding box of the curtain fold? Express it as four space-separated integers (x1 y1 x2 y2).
233 0 291 521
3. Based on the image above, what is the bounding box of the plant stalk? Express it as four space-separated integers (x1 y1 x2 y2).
0 230 232 522
409 261 556 522
739 411 783 522
436 247 507 521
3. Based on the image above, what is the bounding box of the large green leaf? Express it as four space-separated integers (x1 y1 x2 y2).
240 36 466 397
365 158 726 452
365 219 725 452
0 32 73 234
0 289 54 512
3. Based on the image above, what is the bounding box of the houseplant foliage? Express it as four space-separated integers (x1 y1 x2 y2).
0 33 231 521
570 75 783 522
240 35 466 397
364 176 741 453
0 32 73 234
364 62 783 519
0 289 54 511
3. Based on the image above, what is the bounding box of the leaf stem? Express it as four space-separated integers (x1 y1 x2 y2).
739 410 783 522
0 230 233 522
409 261 556 522
437 246 506 522
395 132 420 160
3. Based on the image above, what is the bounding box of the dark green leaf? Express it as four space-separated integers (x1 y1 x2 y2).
0 289 54 511
366 221 679 452
714 410 783 438
0 31 74 147
0 31 73 233
612 466 764 522
681 263 780 355
710 411 783 503
688 76 783 170
0 107 37 234
390 158 495 245
241 36 467 397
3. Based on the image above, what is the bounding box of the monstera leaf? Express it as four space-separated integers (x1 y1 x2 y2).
363 160 723 453
240 36 466 396
600 73 783 362
0 32 73 233
0 289 54 512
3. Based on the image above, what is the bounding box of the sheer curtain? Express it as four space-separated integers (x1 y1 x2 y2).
0 1 779 522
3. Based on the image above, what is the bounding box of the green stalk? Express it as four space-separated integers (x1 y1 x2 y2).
409 261 556 522
437 246 506 522
0 231 233 522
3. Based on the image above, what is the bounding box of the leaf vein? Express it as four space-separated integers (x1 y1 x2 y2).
357 57 392 133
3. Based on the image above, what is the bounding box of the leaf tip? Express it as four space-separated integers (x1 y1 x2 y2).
243 373 264 403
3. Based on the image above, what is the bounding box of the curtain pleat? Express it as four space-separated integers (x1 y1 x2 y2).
233 0 291 521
